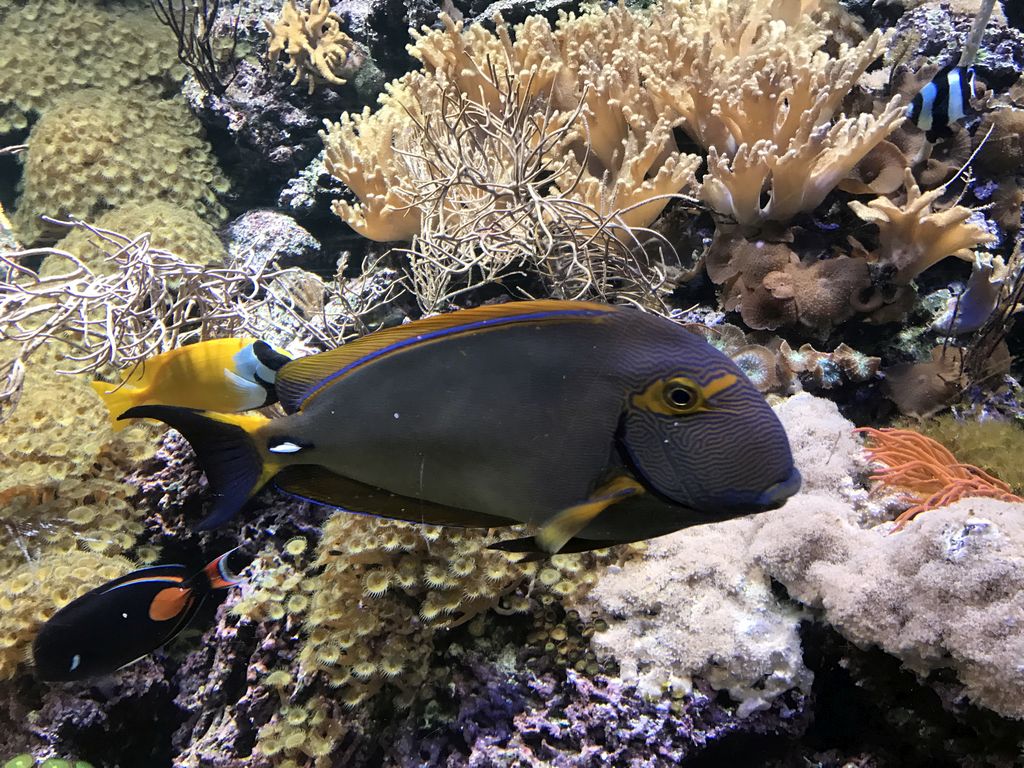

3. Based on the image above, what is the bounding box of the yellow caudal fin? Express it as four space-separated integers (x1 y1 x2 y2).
91 380 141 432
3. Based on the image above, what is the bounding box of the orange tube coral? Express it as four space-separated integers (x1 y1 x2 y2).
857 427 1022 529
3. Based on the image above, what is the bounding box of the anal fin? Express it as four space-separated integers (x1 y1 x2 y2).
274 465 517 529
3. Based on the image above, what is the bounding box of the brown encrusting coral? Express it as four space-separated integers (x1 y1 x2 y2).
882 345 967 418
705 233 874 330
858 426 1023 529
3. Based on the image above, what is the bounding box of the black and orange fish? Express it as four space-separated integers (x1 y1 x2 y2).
32 551 250 681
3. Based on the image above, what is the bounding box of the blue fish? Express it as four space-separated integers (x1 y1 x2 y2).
120 301 801 555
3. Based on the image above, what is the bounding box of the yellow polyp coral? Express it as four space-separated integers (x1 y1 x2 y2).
0 345 157 677
255 694 345 764
2 364 113 488
39 202 227 278
233 512 631 718
849 169 997 284
265 0 363 95
291 514 532 708
0 0 185 134
13 88 227 246
0 552 134 679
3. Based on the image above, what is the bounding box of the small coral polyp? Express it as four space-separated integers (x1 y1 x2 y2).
0 348 155 679
0 0 185 134
13 88 228 246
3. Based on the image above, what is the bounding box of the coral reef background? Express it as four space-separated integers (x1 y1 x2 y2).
1 0 1024 764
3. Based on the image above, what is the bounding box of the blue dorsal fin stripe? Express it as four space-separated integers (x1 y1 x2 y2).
96 565 187 592
102 575 187 594
274 300 617 413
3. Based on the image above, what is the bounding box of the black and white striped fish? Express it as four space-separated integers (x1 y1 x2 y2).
907 63 977 142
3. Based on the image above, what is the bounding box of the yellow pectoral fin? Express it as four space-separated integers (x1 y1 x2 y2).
536 476 645 554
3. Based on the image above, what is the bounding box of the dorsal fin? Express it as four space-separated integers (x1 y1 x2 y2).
275 300 617 413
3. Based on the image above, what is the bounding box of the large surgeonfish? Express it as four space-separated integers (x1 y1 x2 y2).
32 550 250 681
92 338 291 431
121 301 801 554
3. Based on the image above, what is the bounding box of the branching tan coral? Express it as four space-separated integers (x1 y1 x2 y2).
634 0 905 225
325 56 693 311
321 83 423 241
322 7 707 309
265 0 362 94
849 169 997 284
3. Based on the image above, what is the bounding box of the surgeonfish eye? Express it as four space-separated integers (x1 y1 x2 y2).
662 379 702 413
631 374 736 417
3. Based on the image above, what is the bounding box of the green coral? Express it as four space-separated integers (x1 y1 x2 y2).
914 415 1024 494
13 88 228 245
3 756 96 768
0 0 185 134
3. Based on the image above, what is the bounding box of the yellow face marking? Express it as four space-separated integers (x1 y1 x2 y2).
631 373 739 416
701 373 738 399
